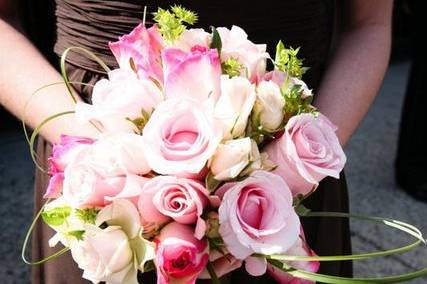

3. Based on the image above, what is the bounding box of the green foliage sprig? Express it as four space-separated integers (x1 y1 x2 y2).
275 40 309 79
153 6 198 44
282 84 316 118
221 57 244 78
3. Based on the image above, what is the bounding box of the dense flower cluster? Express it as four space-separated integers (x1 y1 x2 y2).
41 6 346 284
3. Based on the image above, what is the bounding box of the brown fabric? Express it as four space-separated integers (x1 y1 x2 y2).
30 0 352 283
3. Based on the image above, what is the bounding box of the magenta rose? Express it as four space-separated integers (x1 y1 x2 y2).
138 176 212 239
155 222 209 284
216 170 300 275
44 135 94 198
109 23 164 83
265 113 346 197
268 229 320 284
162 46 221 105
142 99 223 177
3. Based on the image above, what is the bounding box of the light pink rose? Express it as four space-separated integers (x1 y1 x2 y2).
45 135 94 198
265 113 346 197
162 47 221 105
62 134 151 208
109 23 164 83
49 135 95 173
142 99 223 177
76 68 162 133
175 28 211 52
62 148 127 208
217 26 269 82
155 222 209 284
138 176 212 239
268 229 320 284
216 170 300 275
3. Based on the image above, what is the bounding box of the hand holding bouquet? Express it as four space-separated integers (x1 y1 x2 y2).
23 6 427 284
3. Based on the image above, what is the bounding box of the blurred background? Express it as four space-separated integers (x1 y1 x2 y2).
1 1 427 283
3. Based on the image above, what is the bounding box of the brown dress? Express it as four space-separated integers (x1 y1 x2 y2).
20 0 352 283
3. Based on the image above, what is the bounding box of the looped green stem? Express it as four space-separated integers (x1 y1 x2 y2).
21 81 94 172
21 200 71 265
258 211 427 283
28 111 75 172
60 46 111 103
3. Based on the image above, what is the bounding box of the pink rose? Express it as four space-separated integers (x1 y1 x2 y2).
76 68 162 133
217 26 269 82
265 113 346 197
49 135 95 173
162 47 221 105
138 176 212 239
216 170 300 275
109 23 164 83
175 28 211 52
268 229 319 284
45 135 94 198
142 99 223 177
155 222 209 284
62 134 151 208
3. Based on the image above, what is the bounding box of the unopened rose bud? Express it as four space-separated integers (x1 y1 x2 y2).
253 81 285 132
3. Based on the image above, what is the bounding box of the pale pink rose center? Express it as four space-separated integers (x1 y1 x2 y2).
293 123 331 165
160 114 208 161
162 188 190 212
237 186 268 231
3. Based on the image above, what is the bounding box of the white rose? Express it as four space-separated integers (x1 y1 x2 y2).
214 75 256 139
90 133 151 176
70 199 155 284
71 225 133 284
76 68 162 133
254 80 285 132
209 137 258 180
217 26 269 82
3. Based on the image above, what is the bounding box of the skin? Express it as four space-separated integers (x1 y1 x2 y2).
314 1 393 145
0 0 393 278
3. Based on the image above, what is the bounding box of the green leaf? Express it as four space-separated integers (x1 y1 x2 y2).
205 172 222 193
41 206 72 226
75 208 99 224
210 26 222 55
67 230 85 241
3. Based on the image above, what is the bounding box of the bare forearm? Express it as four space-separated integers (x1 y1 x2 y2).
314 1 392 146
0 19 97 143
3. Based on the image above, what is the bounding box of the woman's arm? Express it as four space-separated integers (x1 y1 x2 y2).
0 8 97 144
314 0 393 145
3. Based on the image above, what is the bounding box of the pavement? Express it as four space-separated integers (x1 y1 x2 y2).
0 61 426 283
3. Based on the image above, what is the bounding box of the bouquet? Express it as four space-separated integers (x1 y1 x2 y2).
22 6 427 284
